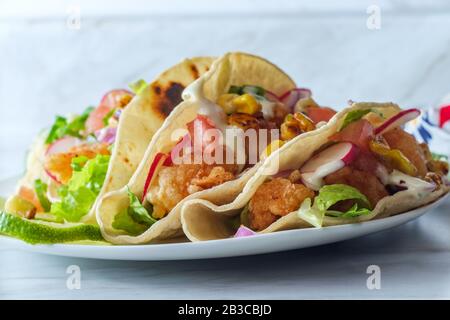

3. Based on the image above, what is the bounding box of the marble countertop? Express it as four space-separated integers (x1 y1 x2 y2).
1 197 449 299
1 1 450 300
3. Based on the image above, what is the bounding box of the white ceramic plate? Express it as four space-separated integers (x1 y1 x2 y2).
0 176 448 260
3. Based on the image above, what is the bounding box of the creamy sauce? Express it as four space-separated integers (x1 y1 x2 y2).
315 121 327 129
301 160 345 191
182 79 227 132
259 99 276 120
386 170 436 197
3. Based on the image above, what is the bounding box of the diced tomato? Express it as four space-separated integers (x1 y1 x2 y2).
85 89 134 134
330 119 374 151
186 115 217 151
305 106 337 124
18 186 44 212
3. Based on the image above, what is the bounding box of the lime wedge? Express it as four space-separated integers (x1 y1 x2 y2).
0 211 104 244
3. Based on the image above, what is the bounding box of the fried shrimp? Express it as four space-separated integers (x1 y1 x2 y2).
383 128 428 177
248 178 314 231
324 166 388 207
147 163 238 218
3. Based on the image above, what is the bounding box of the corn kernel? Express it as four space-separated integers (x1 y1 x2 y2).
281 122 301 141
280 112 316 141
232 94 261 115
294 112 316 132
217 93 238 114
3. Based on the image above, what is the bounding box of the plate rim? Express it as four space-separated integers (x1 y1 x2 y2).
1 176 448 260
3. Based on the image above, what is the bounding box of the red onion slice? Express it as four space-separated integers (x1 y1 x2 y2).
279 88 312 111
95 127 117 145
233 225 256 238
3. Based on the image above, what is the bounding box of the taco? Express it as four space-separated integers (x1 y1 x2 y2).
180 102 450 241
4 57 213 229
96 52 338 244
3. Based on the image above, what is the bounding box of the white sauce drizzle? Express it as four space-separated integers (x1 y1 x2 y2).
386 170 436 197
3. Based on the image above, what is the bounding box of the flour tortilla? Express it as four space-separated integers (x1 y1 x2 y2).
96 52 297 244
16 57 214 224
180 102 449 241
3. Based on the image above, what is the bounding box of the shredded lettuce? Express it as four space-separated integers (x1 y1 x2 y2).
102 108 116 126
50 154 110 222
297 184 371 228
129 79 148 95
45 106 94 144
112 209 148 236
70 155 89 171
34 179 51 212
112 188 156 235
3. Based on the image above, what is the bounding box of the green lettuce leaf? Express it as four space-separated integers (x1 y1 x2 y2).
297 184 372 228
228 85 266 97
315 184 371 211
112 209 149 236
102 108 116 126
34 179 51 212
50 154 110 222
45 106 94 144
127 188 156 225
129 79 148 95
340 109 372 131
111 188 156 235
70 155 89 171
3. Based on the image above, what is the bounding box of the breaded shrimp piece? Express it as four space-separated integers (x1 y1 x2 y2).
249 178 314 231
147 163 238 218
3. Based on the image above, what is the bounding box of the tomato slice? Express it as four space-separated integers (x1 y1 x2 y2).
330 119 374 151
305 106 337 124
85 89 134 134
